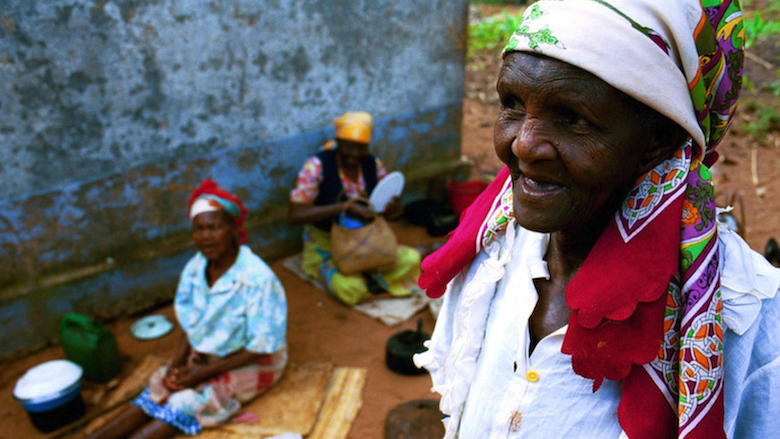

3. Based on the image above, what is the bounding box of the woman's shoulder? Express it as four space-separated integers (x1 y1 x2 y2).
308 153 326 163
180 252 206 278
298 154 324 170
233 246 281 287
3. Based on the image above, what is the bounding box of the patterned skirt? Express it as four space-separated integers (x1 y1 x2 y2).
132 348 287 435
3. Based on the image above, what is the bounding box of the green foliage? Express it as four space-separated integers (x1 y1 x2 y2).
742 105 780 142
744 11 780 48
763 70 780 96
740 66 780 141
739 2 780 140
742 97 760 113
742 76 756 93
765 79 780 96
743 0 780 15
469 10 524 56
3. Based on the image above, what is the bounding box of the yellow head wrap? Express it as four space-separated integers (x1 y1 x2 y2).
333 111 373 144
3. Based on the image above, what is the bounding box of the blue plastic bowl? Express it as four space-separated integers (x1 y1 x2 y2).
19 380 82 412
14 359 86 432
339 213 365 229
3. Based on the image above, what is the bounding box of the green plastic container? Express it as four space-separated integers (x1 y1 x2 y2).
60 312 122 383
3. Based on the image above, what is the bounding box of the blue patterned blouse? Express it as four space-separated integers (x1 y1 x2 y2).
174 245 287 356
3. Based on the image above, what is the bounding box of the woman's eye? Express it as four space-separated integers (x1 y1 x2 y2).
560 110 590 129
501 95 525 112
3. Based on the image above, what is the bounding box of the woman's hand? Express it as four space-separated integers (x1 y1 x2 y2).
163 364 205 391
382 196 403 219
346 199 376 221
163 333 193 391
163 366 187 391
289 201 369 225
163 351 206 391
174 364 206 389
163 349 268 392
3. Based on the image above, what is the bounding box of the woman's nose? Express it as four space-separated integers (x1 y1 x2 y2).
195 229 213 240
510 118 558 163
343 149 361 160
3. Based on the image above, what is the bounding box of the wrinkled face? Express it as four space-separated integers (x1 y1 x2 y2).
495 52 655 233
192 210 238 261
336 139 370 169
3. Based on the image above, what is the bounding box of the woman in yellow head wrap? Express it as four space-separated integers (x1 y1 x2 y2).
288 111 422 306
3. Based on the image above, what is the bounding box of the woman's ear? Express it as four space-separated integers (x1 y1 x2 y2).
638 118 689 175
232 225 241 246
220 211 241 247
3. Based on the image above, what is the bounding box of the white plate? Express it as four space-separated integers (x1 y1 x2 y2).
130 315 174 340
370 171 405 212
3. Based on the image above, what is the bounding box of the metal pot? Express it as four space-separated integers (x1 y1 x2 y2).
13 360 86 432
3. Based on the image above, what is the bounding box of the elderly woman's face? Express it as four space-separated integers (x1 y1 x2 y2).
336 139 370 170
192 210 238 261
495 52 655 233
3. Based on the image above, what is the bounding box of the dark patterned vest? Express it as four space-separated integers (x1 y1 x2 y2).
312 149 378 231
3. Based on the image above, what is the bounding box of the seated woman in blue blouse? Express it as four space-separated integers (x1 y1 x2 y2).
89 178 288 439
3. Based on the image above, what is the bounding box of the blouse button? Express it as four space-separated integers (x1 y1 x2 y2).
526 370 539 382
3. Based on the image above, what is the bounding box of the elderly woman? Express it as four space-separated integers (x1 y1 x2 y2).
289 111 422 306
415 1 780 438
89 179 287 439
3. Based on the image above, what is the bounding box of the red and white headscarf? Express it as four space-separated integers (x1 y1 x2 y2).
420 1 744 438
188 178 249 244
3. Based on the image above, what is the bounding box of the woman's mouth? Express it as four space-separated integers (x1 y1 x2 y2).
517 174 564 198
199 244 217 253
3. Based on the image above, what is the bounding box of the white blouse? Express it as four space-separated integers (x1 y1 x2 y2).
416 221 780 439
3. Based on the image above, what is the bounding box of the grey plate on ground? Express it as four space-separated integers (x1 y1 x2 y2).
130 314 174 340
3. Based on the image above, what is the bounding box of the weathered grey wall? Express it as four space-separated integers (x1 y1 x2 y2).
0 0 468 359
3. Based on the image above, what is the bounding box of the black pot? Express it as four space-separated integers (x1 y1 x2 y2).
386 319 431 375
26 396 86 433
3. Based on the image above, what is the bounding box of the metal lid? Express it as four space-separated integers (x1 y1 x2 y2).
130 314 174 340
13 360 83 402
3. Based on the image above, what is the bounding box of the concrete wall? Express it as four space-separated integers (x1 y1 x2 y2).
0 0 468 360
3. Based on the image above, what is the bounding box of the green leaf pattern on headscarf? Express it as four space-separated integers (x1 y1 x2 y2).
505 5 565 52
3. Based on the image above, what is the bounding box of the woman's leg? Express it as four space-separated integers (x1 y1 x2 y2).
127 419 179 439
378 245 422 297
326 268 372 305
301 225 372 305
301 225 329 279
86 405 150 439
